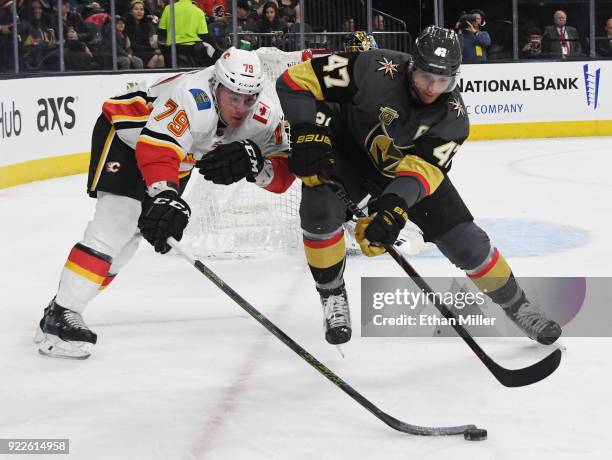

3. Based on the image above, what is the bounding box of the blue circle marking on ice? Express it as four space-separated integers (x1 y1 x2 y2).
415 218 589 258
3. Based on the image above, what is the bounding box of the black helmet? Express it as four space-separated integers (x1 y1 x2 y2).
343 31 378 52
412 26 461 77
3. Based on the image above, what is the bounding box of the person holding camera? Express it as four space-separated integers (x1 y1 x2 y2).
521 27 543 59
456 9 490 63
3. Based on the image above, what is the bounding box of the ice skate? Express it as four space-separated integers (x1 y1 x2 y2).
504 297 562 345
34 299 97 359
318 285 352 345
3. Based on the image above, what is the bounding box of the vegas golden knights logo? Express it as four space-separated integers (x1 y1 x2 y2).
365 107 409 178
365 125 411 178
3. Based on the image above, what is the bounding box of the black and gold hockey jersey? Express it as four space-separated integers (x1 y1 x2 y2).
277 49 469 196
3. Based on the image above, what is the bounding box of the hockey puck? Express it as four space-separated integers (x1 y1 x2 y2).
463 428 487 441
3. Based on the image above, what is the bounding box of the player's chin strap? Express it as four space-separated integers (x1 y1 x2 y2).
318 175 562 388
166 236 478 437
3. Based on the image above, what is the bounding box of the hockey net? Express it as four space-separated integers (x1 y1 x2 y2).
183 48 319 257
182 47 427 258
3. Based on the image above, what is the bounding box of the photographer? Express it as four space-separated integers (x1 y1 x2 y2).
521 27 543 59
456 9 490 63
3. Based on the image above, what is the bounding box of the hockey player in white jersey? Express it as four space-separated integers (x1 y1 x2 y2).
35 47 292 359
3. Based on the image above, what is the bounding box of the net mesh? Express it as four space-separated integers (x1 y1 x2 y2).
183 48 310 257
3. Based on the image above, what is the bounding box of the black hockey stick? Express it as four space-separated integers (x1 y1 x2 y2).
167 237 480 437
321 177 562 388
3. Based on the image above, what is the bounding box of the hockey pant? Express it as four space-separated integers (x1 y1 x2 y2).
55 192 142 314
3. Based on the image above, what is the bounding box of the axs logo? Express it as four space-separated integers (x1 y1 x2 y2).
37 96 76 135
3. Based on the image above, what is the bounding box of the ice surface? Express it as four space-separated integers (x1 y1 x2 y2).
1 137 611 459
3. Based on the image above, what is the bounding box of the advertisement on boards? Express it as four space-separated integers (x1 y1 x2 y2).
0 72 174 168
459 61 609 124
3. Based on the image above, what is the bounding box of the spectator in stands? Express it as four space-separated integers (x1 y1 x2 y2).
101 15 143 69
542 10 582 59
124 0 164 68
456 9 490 63
596 18 612 58
278 0 299 29
51 0 100 70
196 0 228 20
520 27 543 59
20 0 60 70
252 0 275 17
0 0 15 73
157 0 222 67
230 0 258 49
82 2 109 30
372 13 390 49
144 0 164 19
342 16 356 33
257 1 287 48
373 13 385 31
235 0 258 31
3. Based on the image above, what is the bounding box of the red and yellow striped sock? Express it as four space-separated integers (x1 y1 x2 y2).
303 230 346 285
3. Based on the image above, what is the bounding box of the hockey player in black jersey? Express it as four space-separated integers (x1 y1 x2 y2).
276 26 562 347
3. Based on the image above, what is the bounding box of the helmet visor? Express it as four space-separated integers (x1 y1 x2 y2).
218 84 259 110
411 67 458 94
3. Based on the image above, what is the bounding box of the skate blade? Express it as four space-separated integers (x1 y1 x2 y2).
33 328 45 345
36 333 93 360
335 344 345 359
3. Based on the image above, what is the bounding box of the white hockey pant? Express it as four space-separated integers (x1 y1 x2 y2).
55 192 142 313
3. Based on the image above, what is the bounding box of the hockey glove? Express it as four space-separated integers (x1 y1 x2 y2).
288 124 334 185
355 194 408 257
138 190 191 254
196 139 264 185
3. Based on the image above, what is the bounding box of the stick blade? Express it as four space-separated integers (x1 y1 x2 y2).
491 348 562 388
379 411 478 436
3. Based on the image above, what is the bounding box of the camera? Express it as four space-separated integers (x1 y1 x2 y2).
458 13 479 30
530 39 541 51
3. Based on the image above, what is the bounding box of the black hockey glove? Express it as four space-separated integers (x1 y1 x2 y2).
355 194 408 257
138 190 191 254
288 124 334 181
196 139 264 185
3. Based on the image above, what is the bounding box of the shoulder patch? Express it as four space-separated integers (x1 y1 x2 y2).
376 57 399 79
189 89 211 110
448 97 466 119
252 101 270 124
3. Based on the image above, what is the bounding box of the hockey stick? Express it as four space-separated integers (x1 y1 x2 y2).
321 177 562 388
167 237 479 437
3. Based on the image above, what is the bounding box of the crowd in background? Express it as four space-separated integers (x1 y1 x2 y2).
0 0 306 72
1 0 611 74
456 7 612 63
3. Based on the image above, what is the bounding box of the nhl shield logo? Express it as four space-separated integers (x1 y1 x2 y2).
378 106 399 126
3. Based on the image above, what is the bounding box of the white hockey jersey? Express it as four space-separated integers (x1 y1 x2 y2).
101 67 290 187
